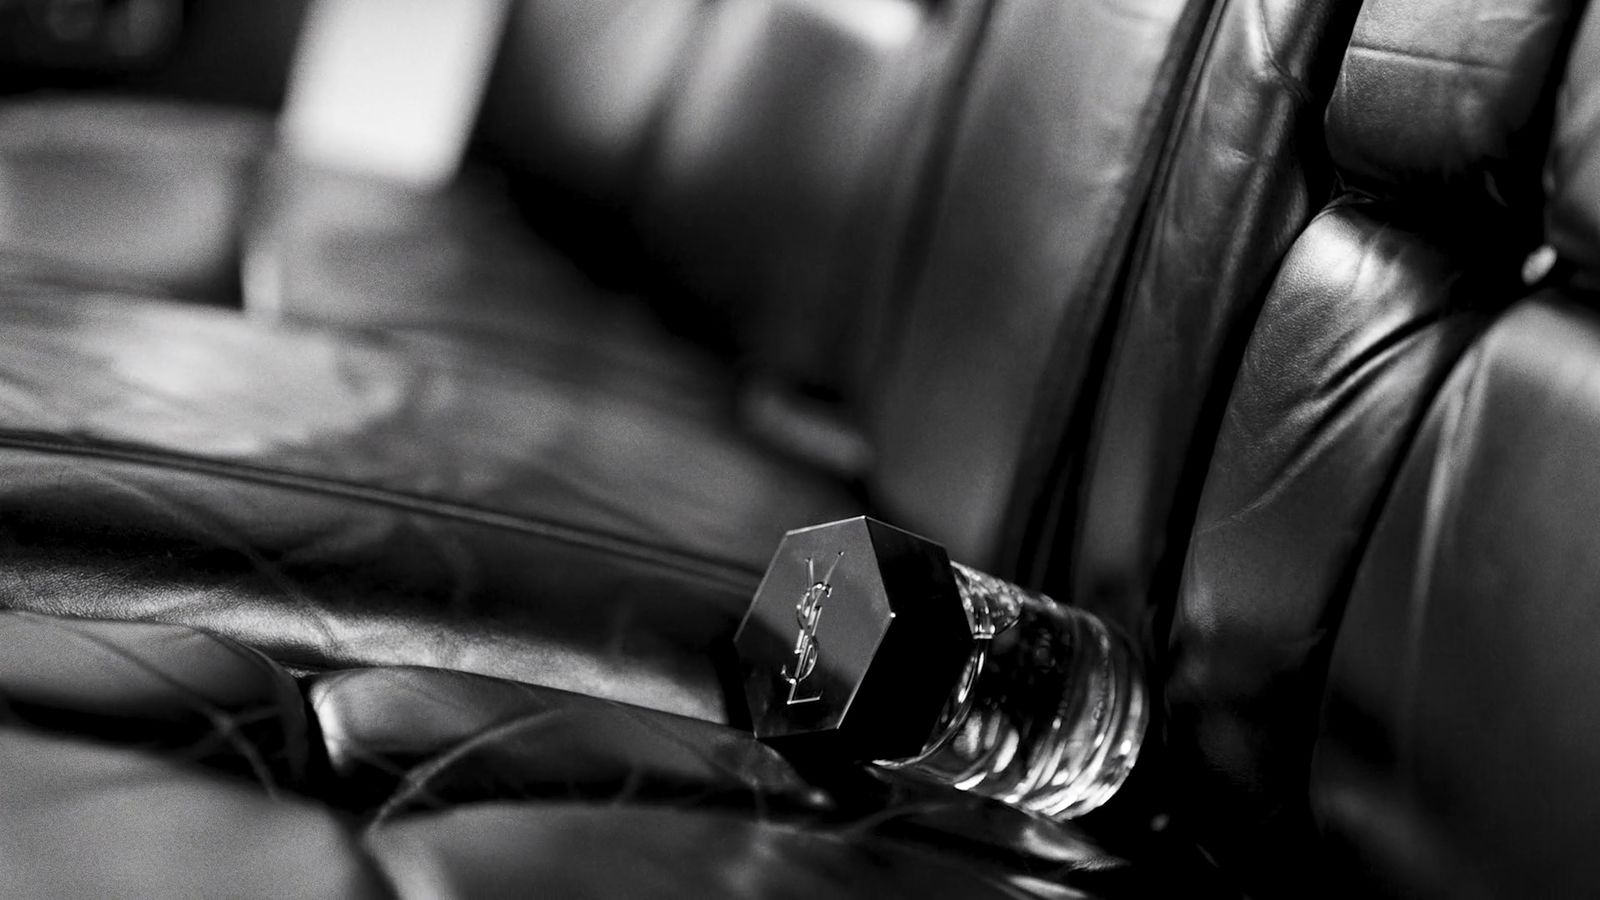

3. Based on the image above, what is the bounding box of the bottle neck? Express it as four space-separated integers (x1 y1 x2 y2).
949 561 1033 638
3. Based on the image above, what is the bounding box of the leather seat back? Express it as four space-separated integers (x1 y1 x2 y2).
481 0 1218 568
1166 0 1585 894
1053 0 1364 633
860 0 1211 566
480 0 990 396
1312 3 1600 895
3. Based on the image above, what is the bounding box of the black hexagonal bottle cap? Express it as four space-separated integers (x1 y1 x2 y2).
732 517 975 761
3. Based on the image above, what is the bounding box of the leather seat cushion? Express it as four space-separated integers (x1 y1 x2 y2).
0 609 308 785
0 609 1195 899
0 726 385 899
364 803 1041 899
0 278 860 719
307 666 827 817
245 156 737 408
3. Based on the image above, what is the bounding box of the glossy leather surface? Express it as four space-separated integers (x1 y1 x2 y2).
0 610 308 785
632 0 985 395
1163 0 1587 893
246 157 737 407
1326 0 1578 219
1314 297 1600 899
482 0 1226 562
482 0 987 402
1062 0 1361 633
1166 204 1490 893
1 611 1228 898
1547 0 1600 278
308 666 823 816
1302 10 1600 895
0 278 859 719
870 0 1209 565
0 96 268 300
0 727 383 899
8 0 1600 894
366 804 1052 900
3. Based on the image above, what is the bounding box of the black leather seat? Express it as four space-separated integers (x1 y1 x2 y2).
4 0 1600 896
1168 0 1584 895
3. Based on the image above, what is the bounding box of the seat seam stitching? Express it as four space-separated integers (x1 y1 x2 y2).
0 432 758 590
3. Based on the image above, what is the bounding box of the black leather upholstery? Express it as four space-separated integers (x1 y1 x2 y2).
479 0 989 402
0 97 268 299
0 282 867 719
0 609 1149 898
1308 7 1600 895
1549 0 1600 279
1168 0 1588 894
1064 0 1363 632
1167 202 1491 891
1313 297 1600 899
0 610 308 785
6 0 1600 895
0 727 384 898
866 0 1209 567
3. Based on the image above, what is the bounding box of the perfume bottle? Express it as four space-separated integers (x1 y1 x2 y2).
733 517 1147 820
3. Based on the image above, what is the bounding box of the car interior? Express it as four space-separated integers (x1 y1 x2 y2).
2 0 1598 896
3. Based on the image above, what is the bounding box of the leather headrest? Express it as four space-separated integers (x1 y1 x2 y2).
1326 0 1580 215
1547 4 1600 277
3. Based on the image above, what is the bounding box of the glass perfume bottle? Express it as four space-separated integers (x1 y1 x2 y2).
733 517 1147 820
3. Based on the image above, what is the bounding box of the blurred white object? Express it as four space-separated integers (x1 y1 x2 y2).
280 0 510 188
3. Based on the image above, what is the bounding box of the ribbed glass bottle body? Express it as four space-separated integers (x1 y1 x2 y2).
877 564 1147 819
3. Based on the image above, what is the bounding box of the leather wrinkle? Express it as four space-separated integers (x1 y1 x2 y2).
0 506 747 725
1252 0 1315 102
1305 297 1600 898
310 666 825 831
1163 183 1509 895
1057 0 1364 649
608 696 784 791
67 457 345 652
311 671 470 788
363 700 736 820
1192 342 1425 544
368 707 566 826
1189 305 1478 648
0 612 304 792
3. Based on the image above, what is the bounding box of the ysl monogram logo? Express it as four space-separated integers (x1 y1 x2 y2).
782 551 843 706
